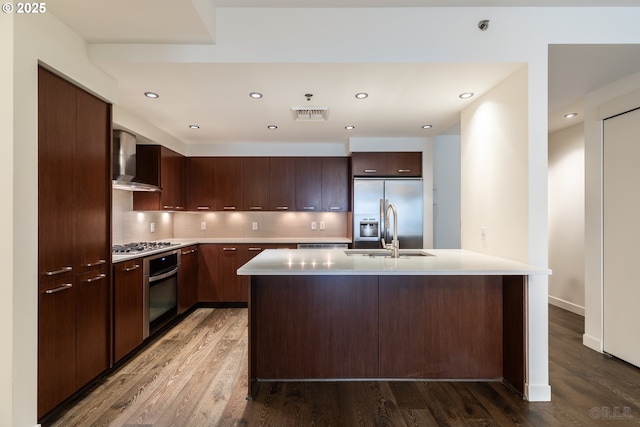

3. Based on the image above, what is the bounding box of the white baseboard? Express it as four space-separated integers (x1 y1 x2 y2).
548 295 585 316
525 383 552 402
583 333 602 353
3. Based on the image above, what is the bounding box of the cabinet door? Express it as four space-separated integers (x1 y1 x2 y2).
295 157 322 211
187 157 217 211
351 152 386 176
38 68 76 280
113 261 144 362
76 269 110 387
197 244 220 302
243 157 270 211
322 157 349 211
387 152 422 177
75 88 111 273
38 276 77 418
269 157 296 211
215 157 243 211
179 245 199 313
161 146 186 210
219 246 244 302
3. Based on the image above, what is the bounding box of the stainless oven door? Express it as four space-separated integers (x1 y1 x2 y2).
143 250 180 338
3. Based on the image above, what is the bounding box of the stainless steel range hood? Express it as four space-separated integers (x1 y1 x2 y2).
112 130 160 192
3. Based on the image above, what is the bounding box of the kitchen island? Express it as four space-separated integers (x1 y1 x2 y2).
237 249 552 401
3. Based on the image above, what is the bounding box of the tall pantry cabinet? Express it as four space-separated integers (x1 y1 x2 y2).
37 67 112 418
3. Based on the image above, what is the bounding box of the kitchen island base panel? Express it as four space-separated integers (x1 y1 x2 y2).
248 274 526 398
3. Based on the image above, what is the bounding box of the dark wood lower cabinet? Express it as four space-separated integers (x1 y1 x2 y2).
249 274 526 396
38 276 77 418
75 269 110 387
178 245 199 313
113 260 144 363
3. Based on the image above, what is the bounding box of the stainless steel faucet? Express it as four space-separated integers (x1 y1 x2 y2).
381 203 399 258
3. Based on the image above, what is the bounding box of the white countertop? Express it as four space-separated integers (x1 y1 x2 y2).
112 237 352 263
236 248 552 276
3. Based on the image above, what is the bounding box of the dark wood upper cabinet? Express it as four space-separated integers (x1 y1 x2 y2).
243 157 270 211
351 152 387 176
186 157 217 211
133 145 186 210
269 157 296 211
38 67 76 280
295 157 322 211
215 157 243 211
351 152 422 177
321 157 349 211
386 152 422 177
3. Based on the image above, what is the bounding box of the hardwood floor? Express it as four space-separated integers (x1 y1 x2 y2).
45 305 640 426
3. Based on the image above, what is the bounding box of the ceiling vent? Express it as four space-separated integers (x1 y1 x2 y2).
291 106 329 122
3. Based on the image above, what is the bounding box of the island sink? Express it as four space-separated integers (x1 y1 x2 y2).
344 249 433 257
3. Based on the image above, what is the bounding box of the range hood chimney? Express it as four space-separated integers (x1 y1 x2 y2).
112 130 160 192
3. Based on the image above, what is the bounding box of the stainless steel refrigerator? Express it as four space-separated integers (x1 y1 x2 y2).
353 178 423 249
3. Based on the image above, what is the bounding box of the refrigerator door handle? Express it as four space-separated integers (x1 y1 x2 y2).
380 198 386 246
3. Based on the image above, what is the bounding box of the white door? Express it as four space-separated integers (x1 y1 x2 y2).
603 107 640 368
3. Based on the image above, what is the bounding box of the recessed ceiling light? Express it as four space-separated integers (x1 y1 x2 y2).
250 92 263 99
267 125 278 129
144 91 159 99
189 124 200 129
345 125 355 130
355 93 368 99
564 112 578 119
422 124 433 129
459 92 474 99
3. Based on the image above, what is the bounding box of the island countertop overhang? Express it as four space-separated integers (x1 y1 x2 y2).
237 248 552 276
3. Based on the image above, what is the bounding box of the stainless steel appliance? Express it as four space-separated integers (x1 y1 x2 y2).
143 249 180 337
353 178 423 249
112 241 177 254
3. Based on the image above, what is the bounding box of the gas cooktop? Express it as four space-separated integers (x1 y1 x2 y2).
112 241 178 254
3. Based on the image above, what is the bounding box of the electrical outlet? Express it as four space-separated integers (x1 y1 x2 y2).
150 222 155 233
311 221 317 230
201 221 207 231
252 221 259 231
319 221 325 230
481 227 488 242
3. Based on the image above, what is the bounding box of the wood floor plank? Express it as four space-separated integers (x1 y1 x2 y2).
44 305 640 427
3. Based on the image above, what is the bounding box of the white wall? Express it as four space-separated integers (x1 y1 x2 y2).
584 72 640 353
548 124 585 315
433 135 461 249
461 67 530 262
1 10 15 427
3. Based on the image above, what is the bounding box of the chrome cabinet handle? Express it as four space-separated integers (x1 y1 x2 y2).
398 169 411 173
223 206 236 210
45 266 73 276
276 206 289 210
45 284 73 294
124 264 140 272
329 206 341 210
181 249 198 255
163 205 174 209
223 247 237 251
249 206 263 210
364 169 377 173
84 259 106 268
303 206 315 210
85 274 106 283
248 247 262 251
197 206 210 210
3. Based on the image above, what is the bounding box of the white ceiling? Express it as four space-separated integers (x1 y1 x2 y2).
47 1 640 144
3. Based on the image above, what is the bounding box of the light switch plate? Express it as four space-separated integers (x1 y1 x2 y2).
150 222 155 233
252 222 259 231
201 221 207 231
319 221 325 230
311 221 317 230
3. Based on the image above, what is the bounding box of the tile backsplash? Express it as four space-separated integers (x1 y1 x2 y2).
113 189 350 243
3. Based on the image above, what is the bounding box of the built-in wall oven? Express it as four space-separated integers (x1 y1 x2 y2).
143 249 180 338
